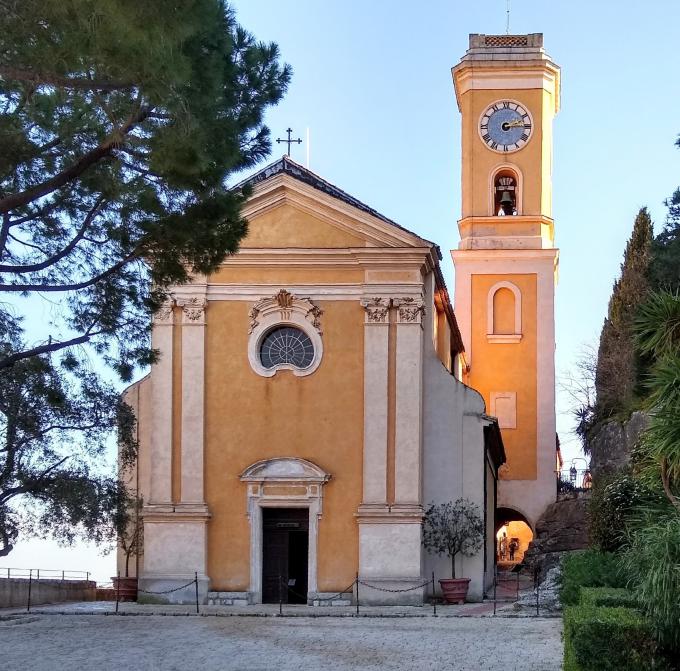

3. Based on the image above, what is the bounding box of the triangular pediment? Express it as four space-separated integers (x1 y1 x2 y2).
236 157 438 253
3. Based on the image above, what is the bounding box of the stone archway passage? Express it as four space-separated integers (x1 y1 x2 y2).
495 507 533 565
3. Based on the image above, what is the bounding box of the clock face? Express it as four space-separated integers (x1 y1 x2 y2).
479 101 533 153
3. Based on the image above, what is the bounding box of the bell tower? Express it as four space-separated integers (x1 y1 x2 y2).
451 34 560 527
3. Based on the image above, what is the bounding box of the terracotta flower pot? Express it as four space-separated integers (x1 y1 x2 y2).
439 578 471 604
111 576 138 602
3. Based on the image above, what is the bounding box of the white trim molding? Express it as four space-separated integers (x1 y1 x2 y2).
247 289 324 377
487 280 522 343
240 457 332 604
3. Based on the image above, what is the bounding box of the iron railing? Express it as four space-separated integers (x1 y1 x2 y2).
557 468 592 493
0 567 91 581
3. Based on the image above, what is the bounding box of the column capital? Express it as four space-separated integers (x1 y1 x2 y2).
152 301 175 325
360 297 390 324
393 297 425 325
177 296 207 325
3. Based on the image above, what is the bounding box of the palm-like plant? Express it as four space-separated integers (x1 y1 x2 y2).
635 290 680 512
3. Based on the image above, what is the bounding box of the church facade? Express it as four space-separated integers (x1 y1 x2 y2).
120 32 560 606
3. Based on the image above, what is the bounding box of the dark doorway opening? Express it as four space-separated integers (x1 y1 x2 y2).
262 508 309 604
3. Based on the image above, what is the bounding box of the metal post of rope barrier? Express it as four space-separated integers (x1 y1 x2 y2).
493 567 497 616
432 571 437 617
87 571 90 584
534 565 539 617
516 570 519 601
27 569 32 612
195 571 199 614
356 574 361 616
278 575 283 616
115 571 120 614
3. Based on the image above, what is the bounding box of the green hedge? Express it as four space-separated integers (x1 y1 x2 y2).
563 605 669 671
560 550 626 606
579 587 639 609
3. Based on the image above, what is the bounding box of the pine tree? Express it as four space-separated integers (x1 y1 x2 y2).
595 207 654 418
649 185 680 291
0 0 290 554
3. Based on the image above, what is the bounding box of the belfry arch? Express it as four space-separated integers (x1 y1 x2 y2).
489 164 523 216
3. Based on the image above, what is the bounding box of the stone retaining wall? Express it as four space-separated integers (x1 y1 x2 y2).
0 578 96 608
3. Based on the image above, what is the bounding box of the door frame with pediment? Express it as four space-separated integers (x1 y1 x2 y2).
240 457 331 604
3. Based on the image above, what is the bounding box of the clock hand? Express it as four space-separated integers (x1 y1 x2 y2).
503 119 526 129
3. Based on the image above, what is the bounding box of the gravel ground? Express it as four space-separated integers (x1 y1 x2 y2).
0 613 562 670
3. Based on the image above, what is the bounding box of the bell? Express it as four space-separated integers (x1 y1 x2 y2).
499 190 514 215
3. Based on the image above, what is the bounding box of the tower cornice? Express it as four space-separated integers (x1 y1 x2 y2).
452 33 560 113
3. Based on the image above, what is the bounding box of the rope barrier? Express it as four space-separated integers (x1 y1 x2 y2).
357 579 431 593
137 579 197 596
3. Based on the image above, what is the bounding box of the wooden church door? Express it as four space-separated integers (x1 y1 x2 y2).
262 508 309 604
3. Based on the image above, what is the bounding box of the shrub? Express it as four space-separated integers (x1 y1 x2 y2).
621 514 680 654
588 472 658 552
563 605 670 671
560 550 627 606
579 587 638 609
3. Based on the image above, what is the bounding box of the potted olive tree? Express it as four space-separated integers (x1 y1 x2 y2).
422 499 484 604
111 492 143 601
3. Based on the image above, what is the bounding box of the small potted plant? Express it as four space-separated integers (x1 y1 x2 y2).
422 498 484 604
111 491 143 601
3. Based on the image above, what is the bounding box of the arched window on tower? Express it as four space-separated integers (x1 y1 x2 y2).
487 281 522 343
493 288 515 334
494 170 518 216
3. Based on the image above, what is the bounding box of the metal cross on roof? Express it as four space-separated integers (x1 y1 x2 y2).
276 128 302 156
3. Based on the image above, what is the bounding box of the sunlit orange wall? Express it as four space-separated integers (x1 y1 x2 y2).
459 88 554 218
239 203 365 248
203 298 364 592
470 274 537 479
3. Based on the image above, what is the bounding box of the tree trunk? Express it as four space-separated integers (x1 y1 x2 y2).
451 553 456 579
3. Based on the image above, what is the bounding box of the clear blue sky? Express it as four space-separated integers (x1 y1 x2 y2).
9 0 680 580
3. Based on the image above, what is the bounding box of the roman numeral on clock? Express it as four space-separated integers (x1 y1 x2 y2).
521 132 529 141
482 133 491 143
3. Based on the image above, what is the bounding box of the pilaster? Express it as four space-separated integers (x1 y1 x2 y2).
358 297 390 511
393 297 425 506
149 302 174 504
356 295 425 604
176 295 207 505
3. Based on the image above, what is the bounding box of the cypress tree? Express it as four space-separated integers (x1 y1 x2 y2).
595 207 654 417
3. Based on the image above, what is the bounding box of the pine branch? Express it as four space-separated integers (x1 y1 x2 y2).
0 66 135 92
0 252 136 292
0 328 101 371
0 106 151 215
0 196 106 273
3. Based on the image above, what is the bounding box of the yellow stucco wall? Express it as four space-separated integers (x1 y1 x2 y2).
240 202 366 248
471 274 537 480
203 299 364 591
